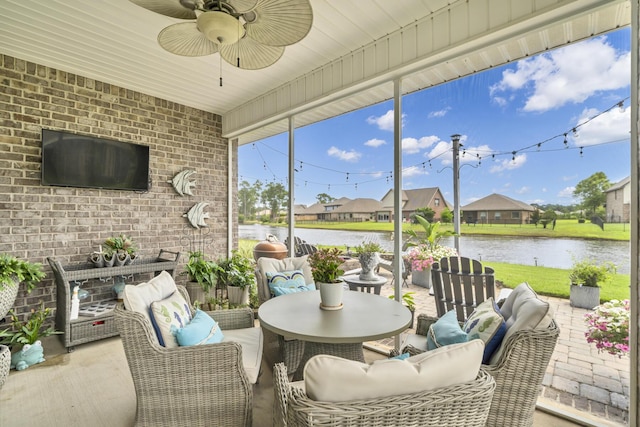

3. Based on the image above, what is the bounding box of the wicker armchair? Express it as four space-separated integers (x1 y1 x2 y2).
114 285 258 427
403 313 559 427
256 256 313 375
273 362 496 427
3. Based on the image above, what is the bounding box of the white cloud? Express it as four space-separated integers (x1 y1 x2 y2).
402 166 427 178
366 110 405 131
570 105 630 146
489 153 527 172
427 140 453 164
558 186 576 199
327 146 361 162
364 138 386 147
402 135 440 154
428 107 451 118
490 36 630 111
515 186 530 194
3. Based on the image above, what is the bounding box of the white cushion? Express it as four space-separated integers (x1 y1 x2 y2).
304 340 484 402
489 282 554 364
223 327 264 384
122 271 178 325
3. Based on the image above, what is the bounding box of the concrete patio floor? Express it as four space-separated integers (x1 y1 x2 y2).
0 270 629 427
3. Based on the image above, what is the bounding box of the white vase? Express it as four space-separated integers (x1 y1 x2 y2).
228 286 249 306
411 267 432 288
319 281 344 309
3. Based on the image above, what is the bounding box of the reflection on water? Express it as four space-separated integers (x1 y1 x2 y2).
240 224 630 274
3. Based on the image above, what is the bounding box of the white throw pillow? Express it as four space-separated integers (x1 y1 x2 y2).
122 270 179 325
304 340 484 402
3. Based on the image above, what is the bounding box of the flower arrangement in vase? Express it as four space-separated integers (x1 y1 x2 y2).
584 299 629 357
308 248 345 310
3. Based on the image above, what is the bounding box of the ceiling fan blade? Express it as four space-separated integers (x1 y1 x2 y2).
219 36 284 70
245 0 312 47
158 23 219 56
129 0 198 19
227 0 259 13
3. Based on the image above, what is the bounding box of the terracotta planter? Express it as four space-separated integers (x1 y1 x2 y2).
318 281 344 310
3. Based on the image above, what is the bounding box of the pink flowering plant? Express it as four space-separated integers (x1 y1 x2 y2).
584 299 630 357
403 215 457 271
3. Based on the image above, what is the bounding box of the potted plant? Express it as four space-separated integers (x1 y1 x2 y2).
389 291 416 328
103 234 137 266
182 251 220 310
308 248 345 310
0 254 46 319
569 258 616 309
584 299 629 357
217 250 255 306
353 240 383 281
0 301 61 370
403 216 457 288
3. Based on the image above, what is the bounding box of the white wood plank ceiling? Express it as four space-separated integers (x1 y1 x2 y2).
0 0 630 145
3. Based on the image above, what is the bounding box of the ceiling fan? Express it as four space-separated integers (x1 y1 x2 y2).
130 0 313 72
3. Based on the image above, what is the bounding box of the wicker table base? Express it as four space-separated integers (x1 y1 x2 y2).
293 341 366 381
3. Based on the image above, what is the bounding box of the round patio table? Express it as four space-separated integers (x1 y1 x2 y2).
258 290 412 380
342 273 387 294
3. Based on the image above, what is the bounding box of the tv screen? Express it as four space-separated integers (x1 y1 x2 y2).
41 129 150 191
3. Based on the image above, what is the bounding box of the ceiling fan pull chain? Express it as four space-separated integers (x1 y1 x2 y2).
219 54 223 87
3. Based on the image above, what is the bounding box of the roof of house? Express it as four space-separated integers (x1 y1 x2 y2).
332 198 384 213
461 193 535 212
605 176 631 192
296 197 352 215
380 187 450 210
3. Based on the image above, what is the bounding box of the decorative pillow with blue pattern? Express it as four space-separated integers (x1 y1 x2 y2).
175 309 224 346
266 269 315 296
463 297 507 364
426 309 468 350
149 291 192 348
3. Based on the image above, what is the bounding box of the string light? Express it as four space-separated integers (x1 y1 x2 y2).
579 147 583 157
563 133 568 148
346 172 349 182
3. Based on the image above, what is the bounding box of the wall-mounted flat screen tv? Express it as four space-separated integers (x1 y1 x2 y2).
41 129 150 191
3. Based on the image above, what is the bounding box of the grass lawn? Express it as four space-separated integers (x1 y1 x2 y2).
289 219 630 241
239 239 630 303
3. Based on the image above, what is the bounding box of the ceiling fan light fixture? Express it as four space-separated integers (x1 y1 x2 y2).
197 11 245 45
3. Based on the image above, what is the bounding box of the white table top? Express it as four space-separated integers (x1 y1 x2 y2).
342 274 387 286
258 290 412 344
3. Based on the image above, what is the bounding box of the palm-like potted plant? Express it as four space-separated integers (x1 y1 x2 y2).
569 258 616 309
217 250 255 306
403 215 457 288
308 248 345 310
353 240 383 281
389 291 416 328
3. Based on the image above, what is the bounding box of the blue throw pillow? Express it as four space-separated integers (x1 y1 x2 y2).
174 309 224 346
389 352 410 360
272 283 316 296
426 309 468 350
463 298 507 364
267 270 311 296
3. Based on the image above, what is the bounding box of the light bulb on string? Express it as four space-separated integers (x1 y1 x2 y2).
355 183 358 191
579 147 583 157
563 133 568 148
537 143 541 151
422 162 426 170
572 128 578 138
263 162 267 169
346 173 349 182
511 151 516 162
428 160 432 168
618 101 625 112
299 161 303 170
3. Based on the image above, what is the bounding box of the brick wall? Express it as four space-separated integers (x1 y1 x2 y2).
0 54 236 322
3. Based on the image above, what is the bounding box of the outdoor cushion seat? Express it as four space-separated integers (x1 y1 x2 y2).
116 270 263 427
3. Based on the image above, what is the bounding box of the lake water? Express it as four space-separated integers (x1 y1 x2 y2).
240 224 631 274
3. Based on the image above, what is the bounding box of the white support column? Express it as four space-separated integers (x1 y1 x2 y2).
228 138 235 257
451 134 461 254
393 78 403 351
288 117 296 257
630 0 639 424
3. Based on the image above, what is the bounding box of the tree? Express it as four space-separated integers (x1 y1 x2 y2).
261 182 288 221
411 207 435 223
573 172 610 217
239 180 262 220
316 193 335 204
440 207 453 223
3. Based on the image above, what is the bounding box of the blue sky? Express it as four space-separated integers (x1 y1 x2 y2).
239 28 631 208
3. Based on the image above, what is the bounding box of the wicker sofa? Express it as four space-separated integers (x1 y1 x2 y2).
273 361 496 427
400 282 559 427
115 271 262 427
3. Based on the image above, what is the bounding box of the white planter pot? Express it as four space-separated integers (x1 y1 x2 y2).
0 277 19 319
318 281 344 310
228 286 249 306
411 267 432 289
570 284 600 309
